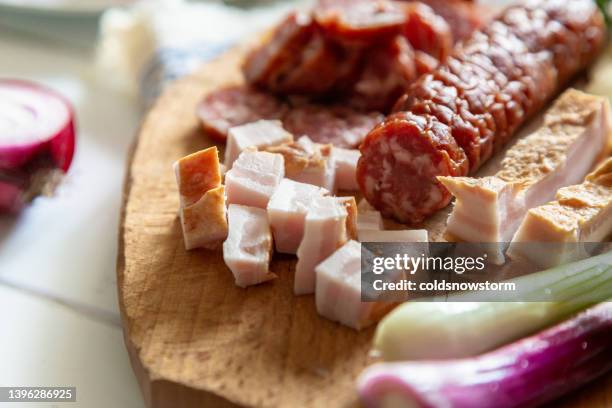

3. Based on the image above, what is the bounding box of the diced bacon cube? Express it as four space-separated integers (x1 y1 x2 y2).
508 157 612 268
294 136 336 191
173 147 227 250
336 196 358 240
315 240 396 330
358 198 376 212
180 186 228 250
223 204 276 288
266 179 329 254
225 120 293 169
173 146 222 207
295 197 350 295
225 150 285 209
334 147 360 191
438 89 612 263
357 211 384 231
358 229 428 242
264 136 336 192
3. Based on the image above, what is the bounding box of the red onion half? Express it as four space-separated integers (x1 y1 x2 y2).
0 80 76 212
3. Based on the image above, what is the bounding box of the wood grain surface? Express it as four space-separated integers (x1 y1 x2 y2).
116 44 612 407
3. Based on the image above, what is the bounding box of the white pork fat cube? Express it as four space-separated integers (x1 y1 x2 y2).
173 147 227 250
357 211 383 231
508 158 612 268
438 89 612 263
223 204 275 288
225 150 285 209
358 198 375 212
334 147 360 191
266 179 329 254
295 197 349 295
265 136 336 192
180 186 228 250
336 196 358 240
225 120 293 168
315 240 395 330
293 136 336 192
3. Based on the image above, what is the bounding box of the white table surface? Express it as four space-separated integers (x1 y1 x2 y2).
0 24 145 408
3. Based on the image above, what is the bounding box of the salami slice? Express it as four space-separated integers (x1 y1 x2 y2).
242 12 315 88
413 50 439 76
358 0 605 224
314 0 406 44
196 85 288 142
416 0 491 42
242 0 475 108
266 32 363 96
349 36 417 112
357 112 468 222
283 104 384 148
402 2 452 61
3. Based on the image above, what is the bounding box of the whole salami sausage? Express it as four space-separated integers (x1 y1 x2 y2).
357 0 606 224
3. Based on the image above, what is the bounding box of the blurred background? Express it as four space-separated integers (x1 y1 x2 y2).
0 1 304 407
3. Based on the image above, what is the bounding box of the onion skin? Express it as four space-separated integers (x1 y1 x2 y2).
49 119 76 172
0 181 24 213
0 80 75 171
358 302 612 408
0 80 76 212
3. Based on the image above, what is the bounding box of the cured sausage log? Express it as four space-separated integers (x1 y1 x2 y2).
357 0 606 224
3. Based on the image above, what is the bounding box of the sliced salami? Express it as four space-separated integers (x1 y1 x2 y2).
358 0 605 224
402 2 453 61
241 0 484 110
242 12 315 88
413 50 439 76
416 0 491 42
283 104 384 148
349 36 417 112
357 112 468 223
267 32 363 97
313 0 406 44
196 85 288 142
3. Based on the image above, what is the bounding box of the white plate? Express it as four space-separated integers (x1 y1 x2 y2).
0 0 136 16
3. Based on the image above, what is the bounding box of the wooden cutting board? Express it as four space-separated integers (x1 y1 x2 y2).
116 42 612 407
